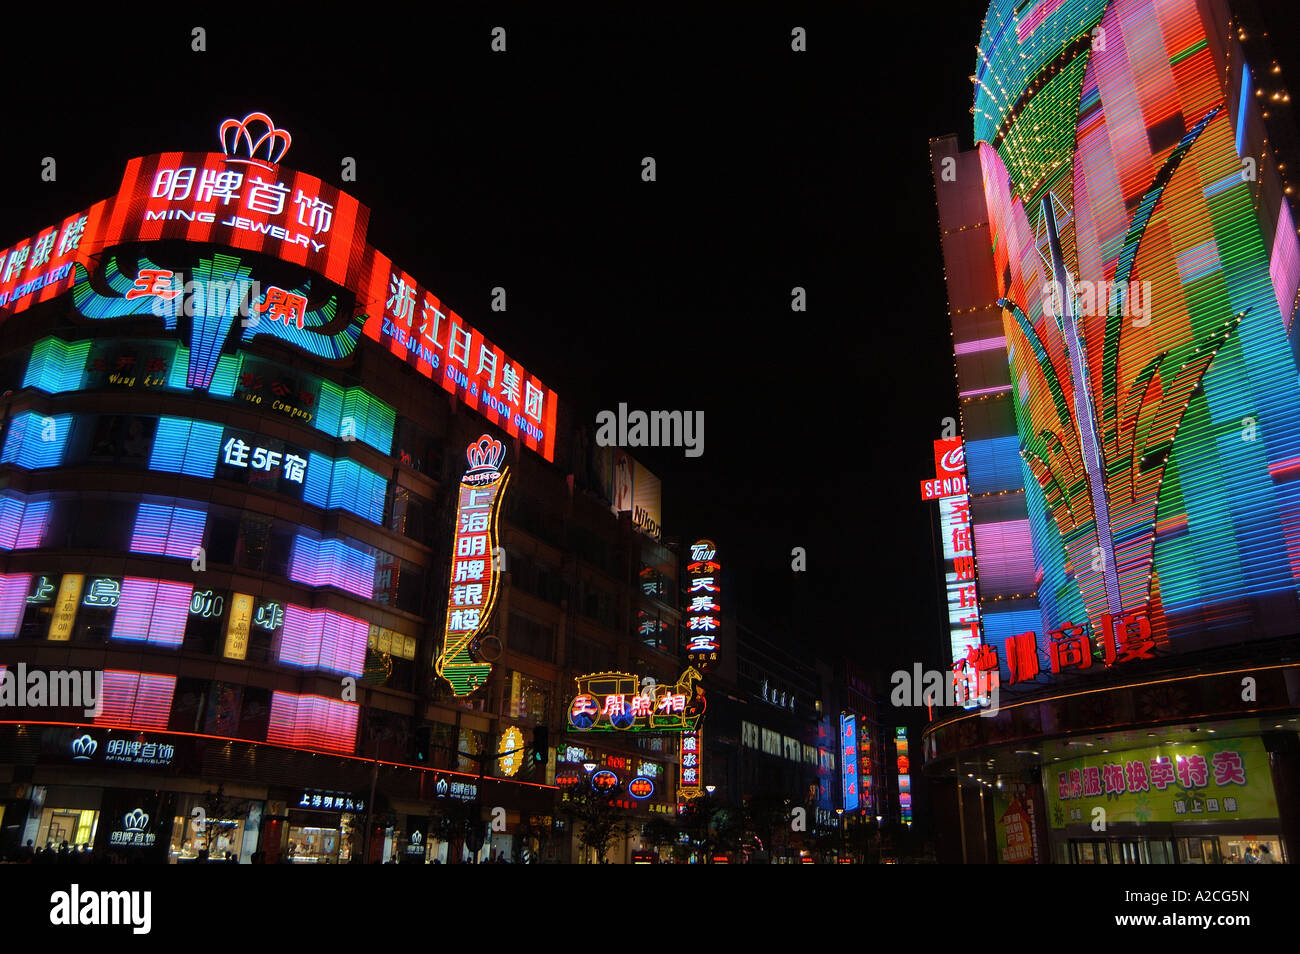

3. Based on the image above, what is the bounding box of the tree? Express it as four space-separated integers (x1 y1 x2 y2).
194 784 246 863
678 795 741 861
641 816 679 861
559 784 627 863
742 793 791 857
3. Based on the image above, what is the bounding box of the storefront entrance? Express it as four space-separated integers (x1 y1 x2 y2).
1067 837 1175 864
286 809 355 863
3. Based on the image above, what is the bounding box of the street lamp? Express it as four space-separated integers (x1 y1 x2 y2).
835 808 845 864
705 785 716 795
582 762 598 775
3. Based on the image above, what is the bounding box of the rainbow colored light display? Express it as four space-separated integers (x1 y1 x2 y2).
962 0 1300 683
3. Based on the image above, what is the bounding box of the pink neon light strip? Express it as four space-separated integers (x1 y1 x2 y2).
959 384 1013 398
0 573 31 638
267 691 359 754
93 670 177 730
954 336 1008 355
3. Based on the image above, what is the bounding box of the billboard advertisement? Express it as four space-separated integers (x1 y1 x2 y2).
1045 737 1278 829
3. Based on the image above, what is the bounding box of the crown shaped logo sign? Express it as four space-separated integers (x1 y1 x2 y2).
411 831 422 845
122 808 150 832
219 112 292 170
435 778 449 797
71 734 98 758
466 434 505 473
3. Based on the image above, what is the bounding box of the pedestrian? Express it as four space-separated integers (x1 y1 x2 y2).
1242 846 1256 863
1257 845 1276 864
18 840 34 864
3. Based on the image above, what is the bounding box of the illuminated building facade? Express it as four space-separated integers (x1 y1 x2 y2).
927 0 1300 864
0 112 671 863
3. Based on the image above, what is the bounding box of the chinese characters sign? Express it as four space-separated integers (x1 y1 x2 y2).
434 435 510 695
358 260 558 461
297 790 364 812
116 151 369 289
939 493 982 690
1046 738 1277 828
896 727 911 823
679 726 703 799
1003 610 1168 686
841 714 859 811
684 539 720 672
0 208 98 316
567 669 704 733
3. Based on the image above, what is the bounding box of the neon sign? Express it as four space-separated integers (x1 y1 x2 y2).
919 436 968 501
923 437 988 709
841 714 859 812
434 435 510 695
219 112 292 170
628 777 655 800
567 669 704 733
497 725 525 777
1002 610 1167 686
684 539 720 672
591 770 618 793
896 727 911 823
678 727 702 799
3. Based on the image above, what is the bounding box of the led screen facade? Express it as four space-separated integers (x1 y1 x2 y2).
960 0 1300 689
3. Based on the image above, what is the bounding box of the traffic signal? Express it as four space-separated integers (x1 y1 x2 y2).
415 726 432 763
532 726 548 765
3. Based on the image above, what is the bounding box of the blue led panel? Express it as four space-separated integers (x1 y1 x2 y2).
1 412 73 469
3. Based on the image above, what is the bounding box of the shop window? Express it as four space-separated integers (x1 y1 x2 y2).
392 560 426 616
286 812 355 864
83 414 157 468
36 808 99 852
236 512 273 572
395 417 443 477
505 670 552 723
169 677 210 734
169 793 253 863
507 612 553 661
429 722 458 770
389 486 430 545
237 686 272 740
204 509 240 566
457 727 485 774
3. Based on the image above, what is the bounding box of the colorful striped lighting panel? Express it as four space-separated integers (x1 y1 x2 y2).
129 503 207 559
149 417 224 478
0 412 72 469
288 534 376 599
0 494 50 550
267 691 359 754
277 605 367 676
110 577 193 646
22 337 91 393
93 670 177 731
0 573 31 638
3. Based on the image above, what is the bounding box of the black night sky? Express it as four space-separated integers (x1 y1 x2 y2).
22 2 1275 681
